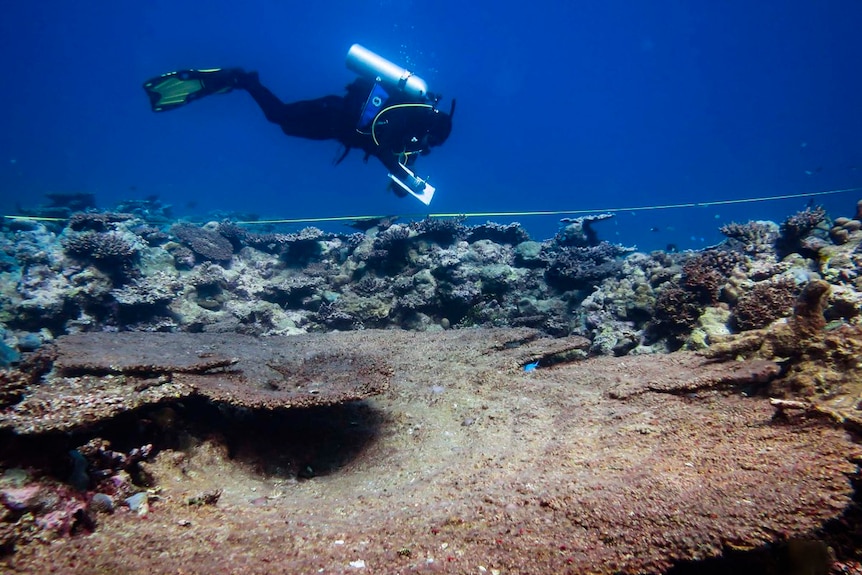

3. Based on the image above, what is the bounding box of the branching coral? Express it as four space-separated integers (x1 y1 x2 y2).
776 206 827 257
111 272 183 307
314 302 361 330
681 249 745 303
373 224 412 248
62 231 140 263
218 223 332 258
261 274 325 308
781 206 827 241
731 277 799 331
410 217 467 245
707 279 830 360
360 225 414 273
653 284 702 335
704 280 862 401
719 221 779 255
132 225 170 246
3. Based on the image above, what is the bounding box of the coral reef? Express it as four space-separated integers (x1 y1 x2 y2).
3 198 862 359
653 284 702 334
777 205 828 256
466 221 531 244
68 212 134 232
555 213 614 246
3 195 862 571
681 249 746 303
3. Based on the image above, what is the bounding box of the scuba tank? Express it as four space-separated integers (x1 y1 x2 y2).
346 44 429 100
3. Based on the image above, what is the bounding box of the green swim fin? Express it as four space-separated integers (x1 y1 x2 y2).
142 68 239 112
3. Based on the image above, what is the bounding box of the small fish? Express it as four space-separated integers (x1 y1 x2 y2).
523 361 539 372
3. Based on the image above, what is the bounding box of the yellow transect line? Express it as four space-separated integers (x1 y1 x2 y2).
4 186 861 226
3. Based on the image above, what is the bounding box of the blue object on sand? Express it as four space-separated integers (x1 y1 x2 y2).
523 361 539 372
0 340 20 367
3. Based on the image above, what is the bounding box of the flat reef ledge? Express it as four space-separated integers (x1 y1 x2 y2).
0 331 393 434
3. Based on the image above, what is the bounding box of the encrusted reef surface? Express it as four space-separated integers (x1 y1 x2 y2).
0 328 859 574
2 197 862 572
0 332 391 434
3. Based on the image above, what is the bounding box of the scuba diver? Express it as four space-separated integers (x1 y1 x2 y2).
142 44 454 205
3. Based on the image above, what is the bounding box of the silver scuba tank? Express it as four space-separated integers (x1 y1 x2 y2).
346 44 429 99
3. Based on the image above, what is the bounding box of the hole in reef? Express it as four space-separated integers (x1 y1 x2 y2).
188 397 384 479
0 397 384 486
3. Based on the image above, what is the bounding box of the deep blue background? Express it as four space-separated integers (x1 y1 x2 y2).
2 1 860 250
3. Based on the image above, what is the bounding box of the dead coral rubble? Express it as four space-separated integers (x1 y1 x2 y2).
708 279 862 427
68 212 134 232
170 224 234 263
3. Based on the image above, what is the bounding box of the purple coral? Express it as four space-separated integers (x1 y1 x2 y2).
681 249 745 303
732 278 799 331
777 206 827 257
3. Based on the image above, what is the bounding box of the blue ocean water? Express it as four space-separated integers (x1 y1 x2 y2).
1 1 860 252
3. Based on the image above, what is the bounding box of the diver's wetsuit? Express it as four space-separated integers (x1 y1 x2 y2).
236 73 451 192
240 75 354 141
143 64 452 198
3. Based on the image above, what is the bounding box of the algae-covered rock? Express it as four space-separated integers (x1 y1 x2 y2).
686 305 732 350
0 332 392 434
